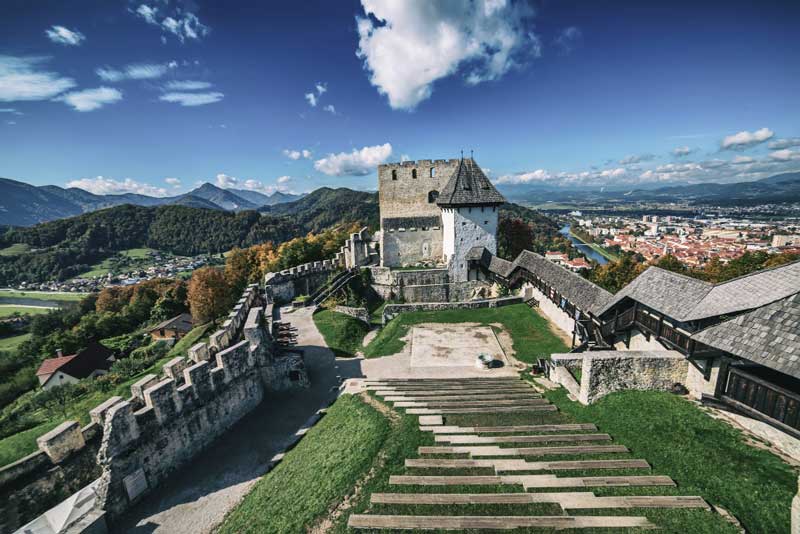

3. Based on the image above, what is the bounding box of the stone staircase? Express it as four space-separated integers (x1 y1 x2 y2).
310 267 359 306
349 377 714 531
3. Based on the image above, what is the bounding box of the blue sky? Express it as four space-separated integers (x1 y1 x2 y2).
1 0 799 196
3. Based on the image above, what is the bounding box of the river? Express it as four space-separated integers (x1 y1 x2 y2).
559 225 609 265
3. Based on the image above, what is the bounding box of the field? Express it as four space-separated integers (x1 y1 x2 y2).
313 309 370 357
217 386 790 533
0 305 54 318
0 243 32 256
0 333 32 350
0 290 87 302
0 324 210 467
363 303 569 362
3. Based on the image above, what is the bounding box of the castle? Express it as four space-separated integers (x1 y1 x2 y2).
377 157 505 282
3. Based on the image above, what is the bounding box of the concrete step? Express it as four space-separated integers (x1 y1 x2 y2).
370 492 709 510
348 514 656 530
395 399 550 408
407 405 558 415
433 433 612 444
420 423 597 434
389 474 676 489
405 458 651 472
387 393 541 402
418 444 629 457
376 388 537 397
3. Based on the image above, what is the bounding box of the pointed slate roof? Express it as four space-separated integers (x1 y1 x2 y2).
436 157 505 207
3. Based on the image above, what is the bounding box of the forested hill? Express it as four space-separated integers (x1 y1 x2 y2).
0 187 379 284
260 187 379 232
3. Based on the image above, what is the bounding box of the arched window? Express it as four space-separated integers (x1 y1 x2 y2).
430 167 436 178
391 169 397 180
428 190 439 203
412 168 417 179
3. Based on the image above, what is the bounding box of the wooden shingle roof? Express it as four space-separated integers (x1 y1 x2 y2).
436 158 505 207
693 293 800 379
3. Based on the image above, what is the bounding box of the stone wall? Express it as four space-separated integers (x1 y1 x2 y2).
613 329 668 351
369 266 492 304
0 423 102 533
264 260 338 303
382 296 522 324
522 283 576 338
442 205 499 282
685 357 722 400
377 159 459 221
550 351 688 405
381 226 442 268
94 304 298 520
2 283 308 532
333 306 370 325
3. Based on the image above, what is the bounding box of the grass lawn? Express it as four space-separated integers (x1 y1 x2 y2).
0 324 210 467
313 309 370 358
545 389 796 534
363 303 568 362
218 394 390 534
0 290 88 302
0 333 32 350
321 390 741 534
0 305 54 318
0 243 31 256
75 247 160 279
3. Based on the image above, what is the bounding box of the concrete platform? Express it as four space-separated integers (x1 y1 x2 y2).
409 325 507 368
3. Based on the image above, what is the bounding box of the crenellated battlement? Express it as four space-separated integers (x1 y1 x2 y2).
379 158 460 168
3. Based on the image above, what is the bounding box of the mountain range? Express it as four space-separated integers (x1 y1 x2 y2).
0 178 302 226
497 171 800 207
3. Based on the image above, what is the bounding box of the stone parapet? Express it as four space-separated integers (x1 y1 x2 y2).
382 296 522 324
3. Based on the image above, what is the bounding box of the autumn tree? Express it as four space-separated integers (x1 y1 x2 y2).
587 252 647 293
188 267 232 324
497 217 533 260
224 247 257 295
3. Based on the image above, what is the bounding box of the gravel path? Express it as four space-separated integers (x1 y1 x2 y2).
111 306 353 534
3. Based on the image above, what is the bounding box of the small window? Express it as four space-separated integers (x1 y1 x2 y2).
430 167 436 177
428 190 439 203
412 169 417 179
484 220 488 225
391 169 397 180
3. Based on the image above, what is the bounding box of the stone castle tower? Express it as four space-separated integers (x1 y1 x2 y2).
377 156 505 282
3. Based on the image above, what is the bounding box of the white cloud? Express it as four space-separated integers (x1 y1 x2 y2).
215 173 238 188
164 80 212 90
314 143 393 176
323 104 336 114
283 148 312 160
732 155 754 164
0 108 22 115
45 25 86 46
56 87 122 111
619 154 655 165
134 4 209 43
769 137 800 150
96 62 175 82
495 169 552 184
67 176 167 197
356 0 538 109
304 92 318 107
0 56 76 101
159 91 223 106
315 82 327 95
554 26 582 54
672 146 694 157
770 149 799 161
721 127 774 150
6 120 16 125
165 177 181 187
277 175 291 184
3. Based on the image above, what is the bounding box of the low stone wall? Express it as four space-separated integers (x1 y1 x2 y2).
369 266 492 303
522 283 575 337
264 260 339 303
382 296 522 324
333 306 370 324
0 423 102 533
550 351 688 405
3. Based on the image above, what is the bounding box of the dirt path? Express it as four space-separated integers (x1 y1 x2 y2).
111 306 357 534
